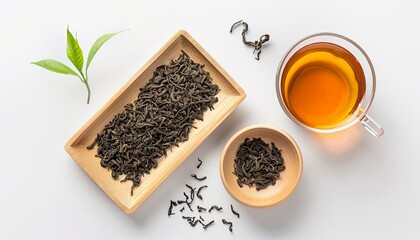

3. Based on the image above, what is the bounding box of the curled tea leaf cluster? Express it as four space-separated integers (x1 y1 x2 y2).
233 138 285 190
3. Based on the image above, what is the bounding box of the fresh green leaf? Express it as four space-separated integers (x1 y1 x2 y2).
66 26 84 73
31 59 79 77
86 30 125 71
32 26 124 104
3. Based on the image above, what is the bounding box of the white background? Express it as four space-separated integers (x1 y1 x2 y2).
1 0 419 239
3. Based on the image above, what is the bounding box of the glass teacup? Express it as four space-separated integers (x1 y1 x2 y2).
276 32 384 137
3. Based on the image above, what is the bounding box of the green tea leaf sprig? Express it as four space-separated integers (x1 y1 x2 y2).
31 26 125 104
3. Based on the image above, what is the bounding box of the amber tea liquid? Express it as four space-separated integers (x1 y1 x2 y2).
281 42 366 129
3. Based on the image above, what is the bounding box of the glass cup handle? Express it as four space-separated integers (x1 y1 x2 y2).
360 114 384 137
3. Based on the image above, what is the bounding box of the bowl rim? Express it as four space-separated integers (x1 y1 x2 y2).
220 124 303 207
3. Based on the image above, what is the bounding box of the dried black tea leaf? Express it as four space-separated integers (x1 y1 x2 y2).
168 200 177 216
191 174 207 181
230 204 240 218
202 220 215 230
222 219 233 232
208 205 223 213
196 185 208 200
197 158 203 168
230 20 270 60
197 205 207 213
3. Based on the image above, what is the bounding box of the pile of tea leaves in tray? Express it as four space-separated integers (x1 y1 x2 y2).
233 138 286 190
87 51 220 195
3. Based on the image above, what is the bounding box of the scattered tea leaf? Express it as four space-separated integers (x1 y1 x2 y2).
222 219 233 232
230 20 270 60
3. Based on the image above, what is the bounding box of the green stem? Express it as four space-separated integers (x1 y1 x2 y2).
85 81 91 104
84 70 90 104
83 74 91 104
76 69 91 104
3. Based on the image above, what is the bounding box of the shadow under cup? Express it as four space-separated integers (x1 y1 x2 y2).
276 32 384 137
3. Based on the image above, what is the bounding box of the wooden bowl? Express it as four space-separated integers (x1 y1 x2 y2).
220 125 303 207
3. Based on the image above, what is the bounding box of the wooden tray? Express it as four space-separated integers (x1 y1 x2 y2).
65 30 246 214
